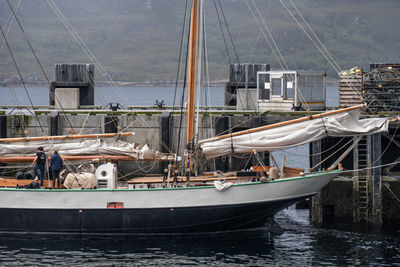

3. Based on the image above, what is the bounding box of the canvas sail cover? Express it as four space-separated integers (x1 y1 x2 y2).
199 108 389 159
0 138 160 160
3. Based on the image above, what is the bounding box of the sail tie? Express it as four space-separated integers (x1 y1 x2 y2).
230 132 235 154
320 116 329 136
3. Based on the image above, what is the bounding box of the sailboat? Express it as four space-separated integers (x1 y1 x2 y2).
0 0 391 234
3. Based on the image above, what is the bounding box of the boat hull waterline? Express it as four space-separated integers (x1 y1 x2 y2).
0 171 339 234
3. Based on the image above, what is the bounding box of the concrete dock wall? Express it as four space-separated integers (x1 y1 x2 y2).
310 128 400 227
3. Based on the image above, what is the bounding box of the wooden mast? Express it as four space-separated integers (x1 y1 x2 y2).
186 0 199 148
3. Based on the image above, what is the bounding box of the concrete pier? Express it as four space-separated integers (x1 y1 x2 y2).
310 127 400 227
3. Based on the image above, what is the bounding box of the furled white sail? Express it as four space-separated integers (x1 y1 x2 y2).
199 108 389 159
0 138 159 160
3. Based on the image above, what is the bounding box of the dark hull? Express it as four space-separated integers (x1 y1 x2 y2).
0 196 310 235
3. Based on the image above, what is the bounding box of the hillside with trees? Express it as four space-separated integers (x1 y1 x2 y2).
0 0 399 83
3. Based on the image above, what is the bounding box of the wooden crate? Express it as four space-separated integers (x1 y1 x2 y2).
339 74 363 108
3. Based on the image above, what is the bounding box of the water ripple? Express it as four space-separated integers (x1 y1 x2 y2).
0 208 399 266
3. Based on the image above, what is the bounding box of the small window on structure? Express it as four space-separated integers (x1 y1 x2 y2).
107 202 124 209
271 78 282 96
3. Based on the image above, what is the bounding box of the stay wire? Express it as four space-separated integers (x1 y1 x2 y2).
216 0 240 64
213 0 232 65
5 0 75 132
245 1 285 72
202 16 214 138
249 0 313 112
0 0 21 58
278 0 339 74
287 0 342 71
0 24 44 134
46 0 128 108
172 0 189 111
175 0 193 163
43 0 109 110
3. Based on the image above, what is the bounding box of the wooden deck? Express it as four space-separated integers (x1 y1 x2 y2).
0 178 63 189
127 175 256 184
128 166 304 185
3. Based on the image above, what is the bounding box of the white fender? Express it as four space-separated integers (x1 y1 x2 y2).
95 163 117 189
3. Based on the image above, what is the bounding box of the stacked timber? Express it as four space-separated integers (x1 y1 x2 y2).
339 73 363 108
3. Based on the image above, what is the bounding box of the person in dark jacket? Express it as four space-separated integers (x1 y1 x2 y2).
32 147 46 187
50 149 63 188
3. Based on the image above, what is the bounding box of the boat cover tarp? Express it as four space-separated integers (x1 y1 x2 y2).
199 109 389 159
63 172 97 189
0 138 158 160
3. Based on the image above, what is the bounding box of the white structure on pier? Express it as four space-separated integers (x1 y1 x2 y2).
252 70 326 112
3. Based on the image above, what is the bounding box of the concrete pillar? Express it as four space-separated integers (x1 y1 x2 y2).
160 112 170 170
50 64 95 106
309 140 323 225
214 116 229 172
372 133 382 224
311 192 323 226
352 137 359 222
0 115 7 174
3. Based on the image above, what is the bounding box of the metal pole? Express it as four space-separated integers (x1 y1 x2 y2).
245 64 248 110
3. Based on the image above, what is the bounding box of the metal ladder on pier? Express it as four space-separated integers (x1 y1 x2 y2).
356 136 370 222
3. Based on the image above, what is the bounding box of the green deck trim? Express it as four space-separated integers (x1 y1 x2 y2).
0 170 341 192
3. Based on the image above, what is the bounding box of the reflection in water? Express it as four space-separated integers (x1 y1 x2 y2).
0 208 399 266
0 228 276 266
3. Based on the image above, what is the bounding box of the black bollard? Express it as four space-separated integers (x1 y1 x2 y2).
50 112 59 136
105 116 118 133
160 112 170 171
214 116 229 172
0 115 7 138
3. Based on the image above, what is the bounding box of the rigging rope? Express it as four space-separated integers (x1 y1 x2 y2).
246 0 311 111
216 0 240 64
45 0 129 108
5 0 75 133
278 0 339 74
213 0 232 65
172 0 189 111
0 24 45 134
175 0 192 163
0 0 21 57
202 12 214 139
287 0 342 72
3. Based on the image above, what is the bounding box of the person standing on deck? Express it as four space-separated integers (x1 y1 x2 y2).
50 149 63 188
32 147 46 188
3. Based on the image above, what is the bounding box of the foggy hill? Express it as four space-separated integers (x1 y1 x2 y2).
0 0 399 82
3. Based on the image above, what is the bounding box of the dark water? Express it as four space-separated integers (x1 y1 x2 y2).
0 209 399 266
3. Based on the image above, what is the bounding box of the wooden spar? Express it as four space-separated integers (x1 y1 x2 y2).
0 132 134 143
0 154 177 163
198 104 366 143
186 0 199 145
327 136 362 171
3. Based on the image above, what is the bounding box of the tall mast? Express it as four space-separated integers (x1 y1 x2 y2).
195 0 204 143
186 0 199 148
